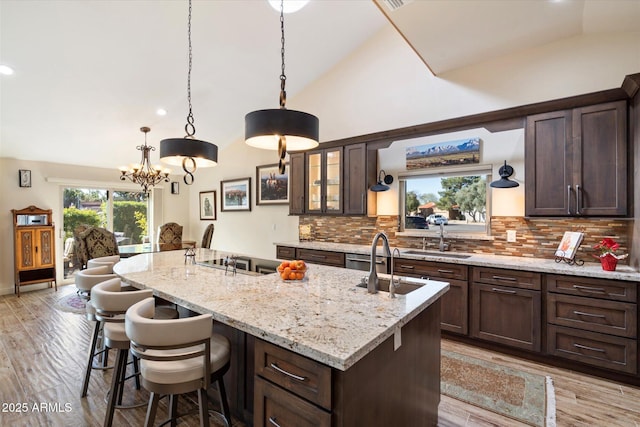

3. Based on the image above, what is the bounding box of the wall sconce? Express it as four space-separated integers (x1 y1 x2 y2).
370 170 394 192
490 160 519 188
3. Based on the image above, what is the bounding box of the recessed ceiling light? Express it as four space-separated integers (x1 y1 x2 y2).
156 108 167 116
268 0 310 13
0 65 15 75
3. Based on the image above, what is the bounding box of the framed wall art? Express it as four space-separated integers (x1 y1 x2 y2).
19 169 31 188
256 163 289 205
406 137 480 170
220 178 251 212
199 191 216 220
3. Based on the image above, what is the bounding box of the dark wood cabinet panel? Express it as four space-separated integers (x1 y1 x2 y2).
254 339 332 410
275 245 296 260
547 324 637 374
470 282 541 351
525 100 628 216
471 266 541 290
393 258 468 281
288 152 305 215
440 278 468 335
306 148 343 214
343 143 377 215
296 248 345 268
254 376 331 427
547 274 637 303
547 293 637 338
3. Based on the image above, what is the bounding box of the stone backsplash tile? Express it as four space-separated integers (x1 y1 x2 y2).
299 215 631 264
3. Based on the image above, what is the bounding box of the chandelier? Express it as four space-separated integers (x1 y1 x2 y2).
244 0 319 174
119 126 170 194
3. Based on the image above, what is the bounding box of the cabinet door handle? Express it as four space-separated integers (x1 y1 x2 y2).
572 284 606 294
437 269 454 274
270 363 306 381
35 246 38 254
491 288 517 294
306 254 326 260
492 275 516 282
567 185 572 215
269 417 282 427
574 343 605 353
575 184 581 215
573 310 606 319
398 265 415 269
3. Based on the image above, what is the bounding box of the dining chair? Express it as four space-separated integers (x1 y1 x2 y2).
201 223 214 249
126 297 232 427
87 255 121 273
157 222 183 245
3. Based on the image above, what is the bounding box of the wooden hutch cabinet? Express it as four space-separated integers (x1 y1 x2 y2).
12 206 57 296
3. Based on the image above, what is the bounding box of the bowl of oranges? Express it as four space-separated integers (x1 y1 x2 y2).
277 260 307 281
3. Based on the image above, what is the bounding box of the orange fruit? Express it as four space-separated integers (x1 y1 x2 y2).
289 272 297 280
296 272 304 280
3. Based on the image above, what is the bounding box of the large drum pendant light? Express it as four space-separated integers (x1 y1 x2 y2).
160 0 218 185
245 0 319 174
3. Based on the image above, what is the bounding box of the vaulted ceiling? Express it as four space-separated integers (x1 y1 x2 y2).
1 0 638 170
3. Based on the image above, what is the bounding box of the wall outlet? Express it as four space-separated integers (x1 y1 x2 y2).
507 230 517 243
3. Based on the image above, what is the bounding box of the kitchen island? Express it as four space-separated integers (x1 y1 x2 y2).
114 249 449 426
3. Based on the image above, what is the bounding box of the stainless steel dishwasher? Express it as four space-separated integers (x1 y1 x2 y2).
345 253 388 273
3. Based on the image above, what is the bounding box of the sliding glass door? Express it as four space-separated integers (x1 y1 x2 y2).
62 187 149 280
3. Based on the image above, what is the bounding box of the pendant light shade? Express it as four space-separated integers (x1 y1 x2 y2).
490 160 520 188
160 137 218 168
159 0 218 185
244 0 319 173
245 109 319 151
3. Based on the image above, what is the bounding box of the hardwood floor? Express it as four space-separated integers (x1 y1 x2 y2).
1 284 640 426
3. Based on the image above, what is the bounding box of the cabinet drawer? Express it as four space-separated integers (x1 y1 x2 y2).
297 249 345 268
276 246 296 260
547 274 637 303
254 376 331 427
547 294 637 338
472 267 541 291
255 339 332 410
547 324 637 374
393 258 467 281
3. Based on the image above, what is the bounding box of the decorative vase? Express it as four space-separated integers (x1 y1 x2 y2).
600 254 618 271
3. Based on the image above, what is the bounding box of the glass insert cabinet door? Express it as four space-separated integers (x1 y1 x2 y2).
306 148 342 213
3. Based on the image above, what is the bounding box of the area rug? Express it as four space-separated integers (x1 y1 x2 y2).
54 293 87 315
441 350 556 427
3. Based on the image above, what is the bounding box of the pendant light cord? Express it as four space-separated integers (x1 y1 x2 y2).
279 0 286 109
185 0 195 137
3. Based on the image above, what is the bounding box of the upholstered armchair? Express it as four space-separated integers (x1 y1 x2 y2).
74 225 120 269
157 222 183 245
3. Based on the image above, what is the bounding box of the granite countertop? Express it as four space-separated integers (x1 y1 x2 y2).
113 249 449 371
276 241 639 282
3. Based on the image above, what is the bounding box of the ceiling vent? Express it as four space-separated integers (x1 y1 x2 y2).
381 0 413 12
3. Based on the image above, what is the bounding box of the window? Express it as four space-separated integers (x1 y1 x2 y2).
400 167 491 234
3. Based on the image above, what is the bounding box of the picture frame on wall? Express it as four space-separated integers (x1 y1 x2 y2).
18 169 31 188
199 191 217 220
171 181 180 195
221 178 251 212
256 163 289 205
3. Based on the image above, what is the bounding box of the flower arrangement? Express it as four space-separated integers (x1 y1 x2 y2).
593 238 627 271
593 238 628 260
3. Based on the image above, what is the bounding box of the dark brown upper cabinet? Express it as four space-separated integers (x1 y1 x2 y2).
525 100 628 216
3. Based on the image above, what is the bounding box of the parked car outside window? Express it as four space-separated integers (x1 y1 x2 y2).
427 214 448 225
405 216 430 229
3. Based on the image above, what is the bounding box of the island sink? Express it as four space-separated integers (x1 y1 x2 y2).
357 277 423 295
403 250 472 259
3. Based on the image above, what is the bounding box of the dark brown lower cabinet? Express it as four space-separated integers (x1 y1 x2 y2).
254 300 442 427
440 278 468 335
254 377 331 427
470 283 541 352
547 324 637 374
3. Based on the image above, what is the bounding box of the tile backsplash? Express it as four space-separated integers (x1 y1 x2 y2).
298 215 631 265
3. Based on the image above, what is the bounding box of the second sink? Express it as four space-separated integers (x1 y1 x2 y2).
357 277 423 295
